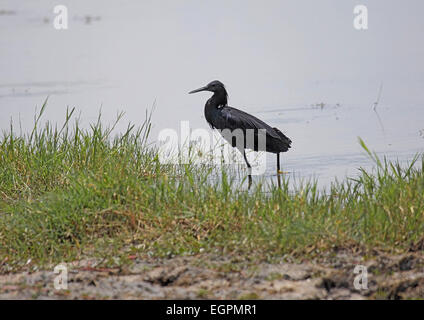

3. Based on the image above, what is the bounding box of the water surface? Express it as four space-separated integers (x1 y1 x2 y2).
1 0 423 188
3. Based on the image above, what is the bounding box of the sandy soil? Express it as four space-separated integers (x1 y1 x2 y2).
1 250 423 300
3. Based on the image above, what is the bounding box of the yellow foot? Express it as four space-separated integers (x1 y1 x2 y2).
277 170 289 175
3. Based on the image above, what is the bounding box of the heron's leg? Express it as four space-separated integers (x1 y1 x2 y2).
277 153 281 173
243 150 251 169
243 150 253 187
277 153 281 188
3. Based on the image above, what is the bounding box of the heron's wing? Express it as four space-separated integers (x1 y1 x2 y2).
216 106 281 140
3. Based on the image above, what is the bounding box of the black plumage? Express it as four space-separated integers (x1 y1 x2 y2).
189 80 292 173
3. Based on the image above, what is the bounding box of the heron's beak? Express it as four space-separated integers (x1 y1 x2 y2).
189 86 209 94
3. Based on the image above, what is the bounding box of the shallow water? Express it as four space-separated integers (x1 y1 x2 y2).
1 1 423 189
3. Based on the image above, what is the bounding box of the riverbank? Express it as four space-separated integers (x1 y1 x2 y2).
1 106 423 299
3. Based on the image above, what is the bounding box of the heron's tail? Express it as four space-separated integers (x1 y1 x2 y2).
273 127 292 151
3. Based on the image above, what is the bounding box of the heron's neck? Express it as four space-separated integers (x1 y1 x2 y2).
209 90 228 108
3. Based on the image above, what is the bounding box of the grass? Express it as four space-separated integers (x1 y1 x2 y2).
0 101 423 272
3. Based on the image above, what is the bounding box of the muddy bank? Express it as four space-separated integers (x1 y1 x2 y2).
0 251 423 299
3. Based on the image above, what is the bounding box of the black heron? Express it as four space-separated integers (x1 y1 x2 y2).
189 80 292 178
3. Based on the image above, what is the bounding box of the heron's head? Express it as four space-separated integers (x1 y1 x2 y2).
189 80 227 95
